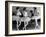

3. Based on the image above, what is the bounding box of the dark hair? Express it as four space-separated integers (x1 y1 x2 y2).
30 10 33 13
16 7 19 10
30 10 34 17
23 7 26 11
34 7 37 10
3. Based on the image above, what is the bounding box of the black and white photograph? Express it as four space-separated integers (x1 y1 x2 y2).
5 1 45 36
12 7 41 30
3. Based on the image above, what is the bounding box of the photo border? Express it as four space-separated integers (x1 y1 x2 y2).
5 1 45 36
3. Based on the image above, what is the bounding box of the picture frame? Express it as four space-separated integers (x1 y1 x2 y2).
5 1 45 36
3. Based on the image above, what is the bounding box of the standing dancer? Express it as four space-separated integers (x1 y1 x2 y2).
16 7 21 30
23 7 31 30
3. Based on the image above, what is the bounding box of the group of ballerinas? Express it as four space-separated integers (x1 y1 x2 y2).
12 7 40 30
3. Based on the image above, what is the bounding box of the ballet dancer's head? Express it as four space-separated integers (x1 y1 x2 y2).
23 7 26 11
16 7 20 10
